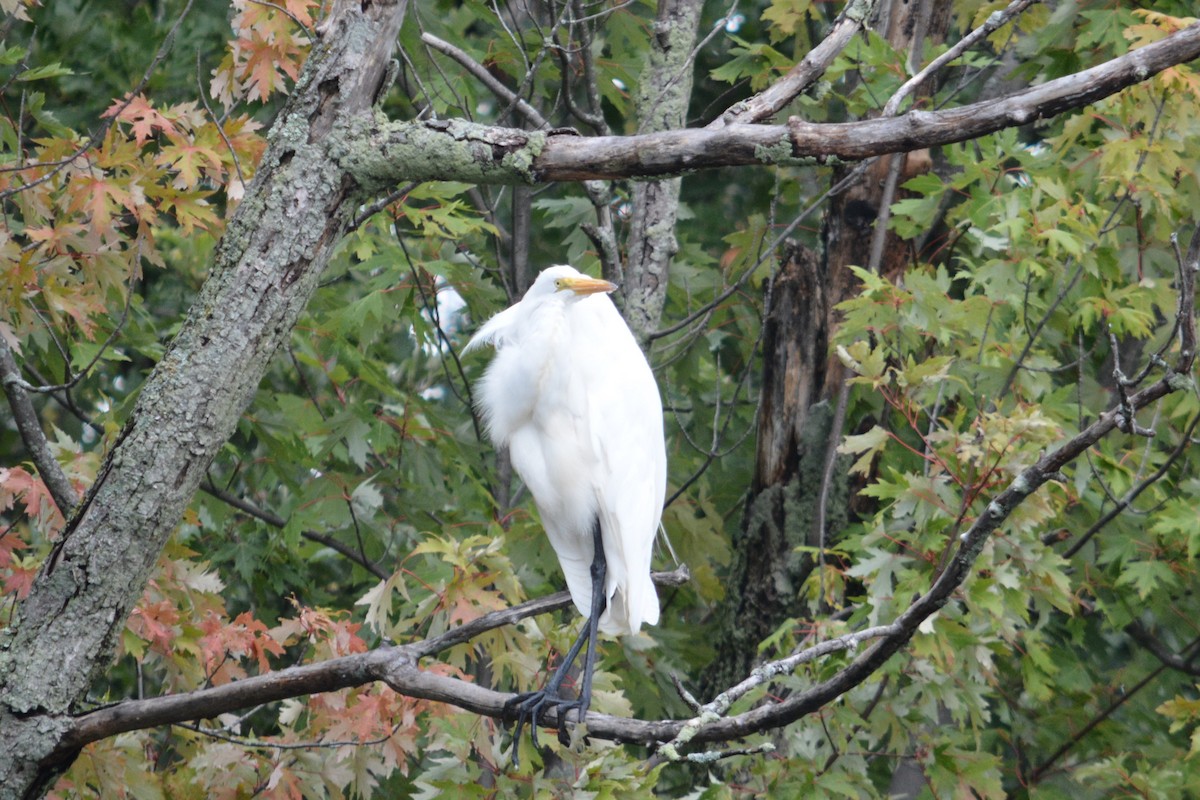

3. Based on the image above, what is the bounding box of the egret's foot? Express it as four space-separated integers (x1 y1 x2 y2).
505 689 589 764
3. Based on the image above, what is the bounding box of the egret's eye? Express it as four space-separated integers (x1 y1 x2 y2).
554 279 566 291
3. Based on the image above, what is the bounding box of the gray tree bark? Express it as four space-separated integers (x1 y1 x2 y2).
622 0 704 341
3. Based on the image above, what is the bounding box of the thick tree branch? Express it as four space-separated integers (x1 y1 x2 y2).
43 298 1198 753
347 22 1200 184
49 269 1198 753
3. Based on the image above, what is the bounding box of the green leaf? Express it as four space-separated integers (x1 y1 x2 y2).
16 62 74 81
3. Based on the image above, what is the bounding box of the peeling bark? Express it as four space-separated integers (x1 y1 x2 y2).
700 245 850 697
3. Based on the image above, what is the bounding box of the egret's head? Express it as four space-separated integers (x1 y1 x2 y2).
532 265 616 300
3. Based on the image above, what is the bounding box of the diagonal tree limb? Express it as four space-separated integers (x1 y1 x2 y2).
708 0 876 128
46 316 1197 755
56 566 692 756
0 338 79 517
881 0 1041 117
420 32 550 130
1125 621 1200 678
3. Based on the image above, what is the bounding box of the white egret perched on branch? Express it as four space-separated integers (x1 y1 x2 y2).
466 264 665 755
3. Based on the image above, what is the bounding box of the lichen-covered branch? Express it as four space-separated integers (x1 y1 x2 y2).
346 22 1200 184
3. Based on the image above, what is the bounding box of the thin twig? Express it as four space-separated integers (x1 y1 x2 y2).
200 481 390 581
409 564 691 659
649 161 874 341
656 624 899 761
246 0 317 46
420 32 550 130
6 265 138 395
709 0 869 128
395 232 483 443
175 716 405 751
196 50 247 191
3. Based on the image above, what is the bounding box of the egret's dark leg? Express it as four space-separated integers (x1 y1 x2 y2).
506 519 607 763
572 528 606 727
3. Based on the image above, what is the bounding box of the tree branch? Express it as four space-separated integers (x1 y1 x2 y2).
46 286 1196 754
200 481 392 581
57 566 693 756
420 32 550 130
881 0 1041 117
708 0 875 128
1125 621 1200 678
0 338 79 517
348 22 1200 184
51 279 1198 753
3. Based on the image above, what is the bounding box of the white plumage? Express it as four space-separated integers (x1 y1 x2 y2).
466 265 665 636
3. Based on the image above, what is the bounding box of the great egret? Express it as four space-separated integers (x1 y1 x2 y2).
466 264 665 754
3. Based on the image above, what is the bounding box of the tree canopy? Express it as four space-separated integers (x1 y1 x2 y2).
2 1 1200 798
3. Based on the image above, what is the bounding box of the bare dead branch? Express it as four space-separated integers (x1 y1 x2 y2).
708 0 874 128
421 32 550 130
657 624 899 761
348 21 1200 186
881 0 1041 117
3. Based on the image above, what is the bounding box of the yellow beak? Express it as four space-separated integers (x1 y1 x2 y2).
560 276 617 296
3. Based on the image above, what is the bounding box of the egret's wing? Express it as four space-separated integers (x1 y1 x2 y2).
464 303 521 354
577 297 665 635
466 303 538 444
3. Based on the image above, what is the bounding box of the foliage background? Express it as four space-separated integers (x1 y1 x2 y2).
2 0 1199 797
